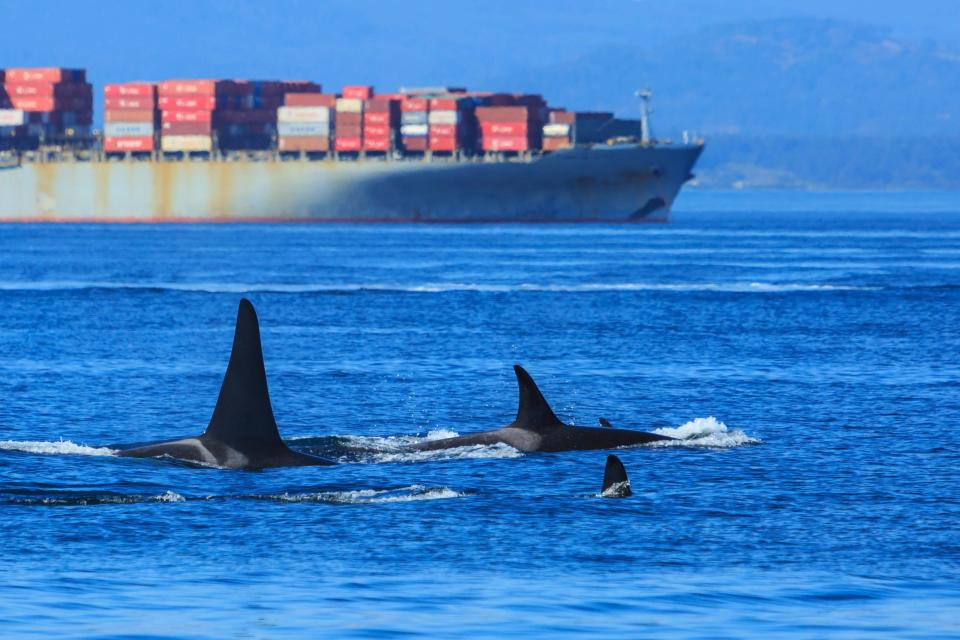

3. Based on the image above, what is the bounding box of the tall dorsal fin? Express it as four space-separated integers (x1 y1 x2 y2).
601 454 632 497
204 299 284 448
512 365 564 431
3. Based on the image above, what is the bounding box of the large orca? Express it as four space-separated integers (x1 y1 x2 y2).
117 299 333 469
405 365 674 453
600 454 633 498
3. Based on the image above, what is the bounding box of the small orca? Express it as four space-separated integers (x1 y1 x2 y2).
600 454 632 498
404 365 674 453
117 299 334 470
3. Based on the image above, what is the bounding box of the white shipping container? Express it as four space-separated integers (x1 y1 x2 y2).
277 106 331 123
335 98 363 113
161 135 213 152
105 122 154 137
428 110 459 125
542 123 571 137
0 109 25 126
400 124 429 137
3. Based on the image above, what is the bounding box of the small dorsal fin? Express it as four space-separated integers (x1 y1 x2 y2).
204 299 284 449
512 365 564 431
599 417 614 429
601 454 632 497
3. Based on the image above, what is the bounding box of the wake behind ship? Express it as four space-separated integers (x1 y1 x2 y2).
0 68 703 222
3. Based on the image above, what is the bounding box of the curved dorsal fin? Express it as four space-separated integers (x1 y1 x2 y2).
601 454 632 497
512 365 564 431
203 299 284 448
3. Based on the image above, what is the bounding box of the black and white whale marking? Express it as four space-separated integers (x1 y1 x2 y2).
405 365 674 453
600 454 632 498
117 299 333 469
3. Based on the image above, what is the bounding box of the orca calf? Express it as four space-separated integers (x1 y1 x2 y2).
405 365 674 453
600 454 632 498
117 299 333 470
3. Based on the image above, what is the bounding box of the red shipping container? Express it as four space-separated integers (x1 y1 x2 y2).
401 98 428 112
336 112 362 127
402 136 428 151
5 68 84 83
483 136 530 152
429 135 458 152
104 136 155 152
335 137 362 152
342 85 374 100
549 110 575 125
158 95 216 110
363 124 390 137
480 121 528 136
105 109 156 122
335 124 363 137
429 124 457 137
363 136 391 151
162 121 212 135
158 80 238 96
428 98 461 110
161 109 213 123
278 136 330 152
476 106 529 122
104 83 155 98
104 97 155 110
9 96 56 111
542 137 573 151
364 98 396 113
284 93 337 107
4 82 90 98
363 112 394 125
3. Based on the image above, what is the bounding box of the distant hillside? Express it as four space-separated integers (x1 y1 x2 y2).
492 18 960 138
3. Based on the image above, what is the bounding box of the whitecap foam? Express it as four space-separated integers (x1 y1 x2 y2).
153 491 186 503
267 485 465 504
0 439 117 456
324 430 523 464
0 280 875 294
650 417 760 448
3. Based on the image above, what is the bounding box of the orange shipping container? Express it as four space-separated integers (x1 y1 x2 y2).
284 93 337 107
103 136 155 152
278 136 330 152
542 137 573 151
105 109 156 123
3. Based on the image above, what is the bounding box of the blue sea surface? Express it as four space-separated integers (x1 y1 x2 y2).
1 191 959 638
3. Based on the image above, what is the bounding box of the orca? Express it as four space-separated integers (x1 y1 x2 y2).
405 365 674 453
117 299 333 470
600 454 632 498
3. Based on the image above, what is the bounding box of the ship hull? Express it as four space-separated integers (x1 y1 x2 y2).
0 144 702 222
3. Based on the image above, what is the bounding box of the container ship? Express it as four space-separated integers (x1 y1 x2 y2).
0 68 703 222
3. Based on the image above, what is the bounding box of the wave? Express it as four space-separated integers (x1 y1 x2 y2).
257 485 466 504
0 280 876 294
0 439 117 456
295 430 524 464
1 490 185 506
651 417 760 448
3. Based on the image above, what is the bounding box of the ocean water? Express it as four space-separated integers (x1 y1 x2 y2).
1 191 959 638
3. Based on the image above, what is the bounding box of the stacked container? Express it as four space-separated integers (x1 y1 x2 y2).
334 94 364 153
157 80 232 152
427 96 473 153
542 110 574 151
103 83 157 153
277 92 336 152
399 98 428 152
475 103 543 153
362 97 398 152
0 67 92 147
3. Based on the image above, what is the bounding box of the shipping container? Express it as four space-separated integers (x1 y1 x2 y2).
400 111 427 125
8 96 91 112
105 109 156 123
158 80 232 96
104 97 154 110
284 93 337 107
335 98 363 113
103 136 155 152
5 68 85 83
334 136 362 152
401 136 428 152
335 125 363 137
542 137 573 151
161 109 213 123
277 106 331 123
363 136 391 152
342 85 374 100
429 135 458 152
483 136 530 152
277 122 329 137
363 112 394 126
336 112 362 127
475 106 531 122
400 98 428 112
363 124 391 138
104 83 155 98
400 124 428 137
3 82 91 98
0 109 25 126
542 123 570 137
480 121 529 136
278 136 329 152
427 111 459 125
429 124 457 138
104 122 154 137
161 135 213 152
158 95 217 110
161 121 212 135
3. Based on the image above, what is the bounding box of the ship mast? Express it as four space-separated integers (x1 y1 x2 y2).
635 88 653 145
